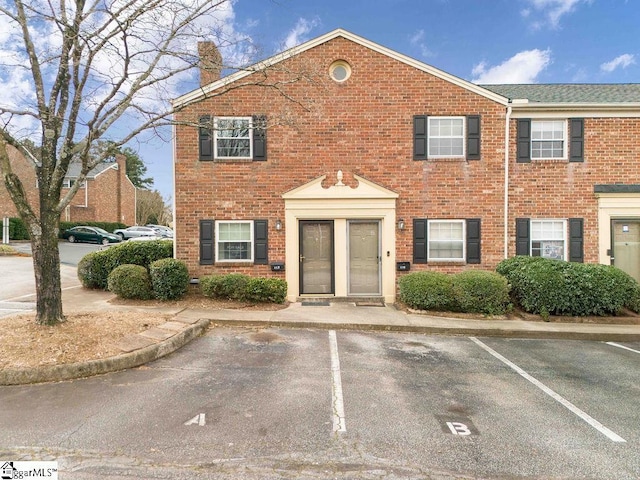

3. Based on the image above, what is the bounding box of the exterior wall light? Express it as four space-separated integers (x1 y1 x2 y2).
275 219 282 231
397 219 405 231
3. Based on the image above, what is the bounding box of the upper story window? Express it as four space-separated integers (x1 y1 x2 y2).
517 118 582 163
531 120 566 159
414 115 480 161
215 117 252 159
62 179 85 188
428 117 465 158
199 115 266 162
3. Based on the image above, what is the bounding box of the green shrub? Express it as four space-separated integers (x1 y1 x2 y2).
452 270 511 315
200 273 249 300
149 258 189 300
77 239 173 290
498 256 640 317
9 217 29 240
107 264 153 299
244 277 287 303
398 271 455 311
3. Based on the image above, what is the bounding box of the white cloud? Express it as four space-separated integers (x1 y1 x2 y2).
281 18 320 51
600 54 635 73
409 29 433 58
472 49 551 84
522 0 587 29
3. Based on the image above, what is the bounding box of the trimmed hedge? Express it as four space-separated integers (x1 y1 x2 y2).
200 274 287 304
77 239 173 290
398 271 455 312
150 258 189 300
200 274 249 300
107 264 153 300
496 256 640 317
9 218 29 240
452 270 511 315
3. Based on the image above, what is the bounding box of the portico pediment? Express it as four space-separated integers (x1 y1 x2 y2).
282 173 398 200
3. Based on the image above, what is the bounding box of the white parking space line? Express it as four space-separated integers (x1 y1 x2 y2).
470 337 626 443
606 342 640 355
329 330 346 433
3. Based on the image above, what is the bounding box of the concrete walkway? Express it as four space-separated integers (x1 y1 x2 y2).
2 255 640 385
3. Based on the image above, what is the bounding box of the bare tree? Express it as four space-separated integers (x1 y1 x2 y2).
137 189 171 226
0 0 323 325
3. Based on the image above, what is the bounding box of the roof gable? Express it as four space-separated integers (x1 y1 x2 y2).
173 28 508 108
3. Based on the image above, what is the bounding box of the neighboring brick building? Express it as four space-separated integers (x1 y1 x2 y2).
1 149 136 226
172 29 640 303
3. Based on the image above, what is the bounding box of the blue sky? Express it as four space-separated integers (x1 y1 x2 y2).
143 0 639 204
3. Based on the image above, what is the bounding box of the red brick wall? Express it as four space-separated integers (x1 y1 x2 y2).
507 117 640 263
174 37 507 277
0 145 39 218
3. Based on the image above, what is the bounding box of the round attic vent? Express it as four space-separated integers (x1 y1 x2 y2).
329 60 351 83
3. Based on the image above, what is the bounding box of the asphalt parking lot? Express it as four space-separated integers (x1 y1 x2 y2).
1 327 638 479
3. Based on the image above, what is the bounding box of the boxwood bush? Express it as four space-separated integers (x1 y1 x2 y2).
496 256 640 317
77 239 173 290
149 258 189 300
200 273 249 300
107 264 153 300
200 274 287 303
452 270 511 315
398 271 455 312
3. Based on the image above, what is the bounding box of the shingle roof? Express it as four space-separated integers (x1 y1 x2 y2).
65 161 115 179
480 84 640 103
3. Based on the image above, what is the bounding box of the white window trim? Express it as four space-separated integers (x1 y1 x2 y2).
427 116 466 159
530 219 567 260
214 116 253 160
427 219 466 262
530 119 568 160
215 220 254 263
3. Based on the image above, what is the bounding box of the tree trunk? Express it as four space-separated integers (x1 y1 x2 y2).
31 211 65 326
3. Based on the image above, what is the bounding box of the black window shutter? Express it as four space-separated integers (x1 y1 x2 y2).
466 115 481 160
569 118 584 162
569 218 584 263
413 218 428 264
200 219 214 265
466 218 481 264
517 119 531 163
254 219 268 264
413 115 428 160
199 115 213 161
515 218 530 256
252 115 267 161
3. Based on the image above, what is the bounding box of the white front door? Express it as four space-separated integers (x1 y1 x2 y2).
348 221 381 295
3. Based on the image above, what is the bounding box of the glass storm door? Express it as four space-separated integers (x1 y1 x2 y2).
299 221 334 294
612 220 640 282
348 221 381 295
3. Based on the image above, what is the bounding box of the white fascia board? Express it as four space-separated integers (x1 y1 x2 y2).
510 102 640 118
173 28 509 108
91 163 117 179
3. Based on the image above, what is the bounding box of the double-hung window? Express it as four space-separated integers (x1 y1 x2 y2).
428 220 465 261
214 117 252 159
216 220 253 262
531 219 566 260
531 120 566 159
428 117 465 158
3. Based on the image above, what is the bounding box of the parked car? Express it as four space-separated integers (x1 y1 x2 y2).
146 224 174 238
62 226 122 245
113 225 158 240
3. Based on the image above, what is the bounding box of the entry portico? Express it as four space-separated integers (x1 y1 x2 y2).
282 172 398 303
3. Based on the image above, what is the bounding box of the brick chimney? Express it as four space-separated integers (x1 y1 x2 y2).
198 41 222 87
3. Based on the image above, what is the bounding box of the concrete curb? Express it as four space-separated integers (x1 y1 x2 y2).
0 318 211 386
210 318 640 342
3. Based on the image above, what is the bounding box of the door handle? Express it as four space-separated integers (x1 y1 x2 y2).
299 255 305 262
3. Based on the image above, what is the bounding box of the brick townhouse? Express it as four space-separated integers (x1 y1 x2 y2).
1 148 136 225
172 29 640 303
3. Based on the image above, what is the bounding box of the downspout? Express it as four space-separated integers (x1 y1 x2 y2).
172 121 177 259
504 104 512 259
